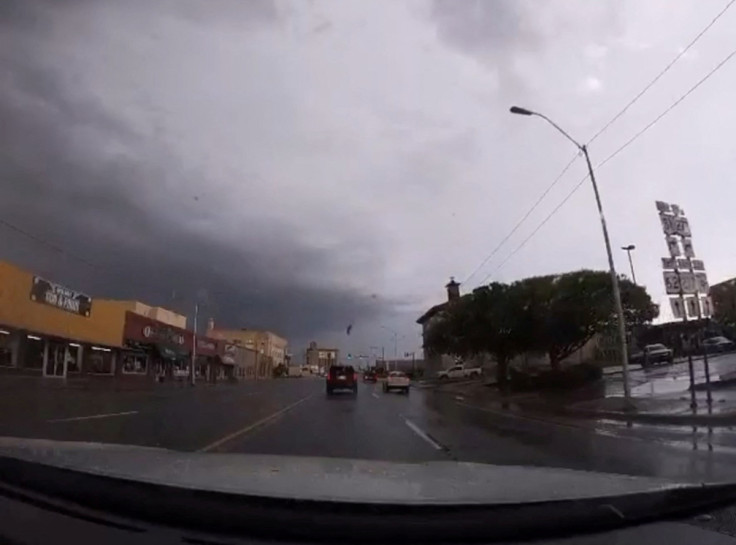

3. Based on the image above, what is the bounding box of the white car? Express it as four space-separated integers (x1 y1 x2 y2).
383 371 410 394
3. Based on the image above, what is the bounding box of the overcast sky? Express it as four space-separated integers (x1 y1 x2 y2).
2 0 735 359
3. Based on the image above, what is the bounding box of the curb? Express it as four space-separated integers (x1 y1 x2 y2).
556 406 736 427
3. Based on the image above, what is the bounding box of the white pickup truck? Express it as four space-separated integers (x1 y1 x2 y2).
437 364 482 380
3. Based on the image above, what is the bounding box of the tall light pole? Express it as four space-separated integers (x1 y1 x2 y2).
190 303 198 387
621 244 637 284
380 325 401 371
510 105 632 404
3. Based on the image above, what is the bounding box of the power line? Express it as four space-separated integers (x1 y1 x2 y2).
485 42 736 279
462 1 734 285
0 218 99 270
588 0 735 145
461 152 579 285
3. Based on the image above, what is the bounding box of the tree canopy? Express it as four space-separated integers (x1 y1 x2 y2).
424 269 658 384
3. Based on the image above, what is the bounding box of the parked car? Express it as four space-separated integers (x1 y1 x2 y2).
326 365 357 395
363 370 377 383
437 364 482 380
286 365 303 378
630 343 673 367
703 336 735 354
383 371 410 394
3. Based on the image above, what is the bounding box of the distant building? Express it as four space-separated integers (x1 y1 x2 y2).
306 341 339 370
710 277 736 326
416 277 466 377
207 320 288 378
377 358 425 374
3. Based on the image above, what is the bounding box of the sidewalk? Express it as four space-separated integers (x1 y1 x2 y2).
0 374 240 393
434 378 736 427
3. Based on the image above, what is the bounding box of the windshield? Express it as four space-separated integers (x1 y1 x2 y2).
3 0 736 510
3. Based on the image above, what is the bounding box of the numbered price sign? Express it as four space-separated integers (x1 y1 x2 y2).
686 296 701 319
670 297 685 319
695 272 709 293
660 214 676 236
661 257 676 270
679 272 697 294
701 296 713 318
691 259 705 271
673 216 692 237
663 271 681 295
682 237 695 258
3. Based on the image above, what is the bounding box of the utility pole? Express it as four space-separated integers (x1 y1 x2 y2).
190 303 198 387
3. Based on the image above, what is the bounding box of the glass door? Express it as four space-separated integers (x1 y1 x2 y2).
44 342 67 378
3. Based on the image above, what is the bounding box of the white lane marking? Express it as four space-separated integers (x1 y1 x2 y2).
404 418 443 450
372 392 380 399
199 393 315 453
47 411 138 423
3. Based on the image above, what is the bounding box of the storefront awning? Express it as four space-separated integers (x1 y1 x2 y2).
218 354 236 365
154 344 189 360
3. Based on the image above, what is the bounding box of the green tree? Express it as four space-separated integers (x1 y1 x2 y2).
424 282 525 390
515 270 658 370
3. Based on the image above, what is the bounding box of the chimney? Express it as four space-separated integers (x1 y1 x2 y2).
207 317 215 332
446 276 460 301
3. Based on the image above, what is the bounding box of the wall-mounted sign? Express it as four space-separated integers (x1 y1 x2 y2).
663 271 681 295
30 276 92 317
142 324 185 345
691 259 705 271
676 258 691 270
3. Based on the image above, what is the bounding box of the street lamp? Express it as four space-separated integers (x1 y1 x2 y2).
510 105 632 404
621 244 637 285
380 325 403 371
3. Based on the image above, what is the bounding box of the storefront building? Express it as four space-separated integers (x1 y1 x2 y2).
121 311 220 384
220 342 260 381
0 261 129 379
122 311 191 382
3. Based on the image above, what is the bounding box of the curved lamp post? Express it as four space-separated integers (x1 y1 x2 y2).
510 105 631 404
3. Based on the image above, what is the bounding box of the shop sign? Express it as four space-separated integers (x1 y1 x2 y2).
222 343 238 365
30 276 92 317
142 324 186 345
196 337 218 356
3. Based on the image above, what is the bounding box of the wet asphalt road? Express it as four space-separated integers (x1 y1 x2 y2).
2 376 736 483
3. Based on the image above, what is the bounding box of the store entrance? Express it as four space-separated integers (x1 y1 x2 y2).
44 341 67 378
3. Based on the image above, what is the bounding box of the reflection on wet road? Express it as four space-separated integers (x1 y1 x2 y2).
2 376 736 484
607 352 736 397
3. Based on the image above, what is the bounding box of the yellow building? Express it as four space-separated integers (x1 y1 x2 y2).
0 260 191 380
207 320 287 378
0 261 130 377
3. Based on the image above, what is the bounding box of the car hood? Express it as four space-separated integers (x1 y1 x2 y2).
0 436 706 505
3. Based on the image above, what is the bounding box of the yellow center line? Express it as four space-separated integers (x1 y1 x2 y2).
198 393 315 453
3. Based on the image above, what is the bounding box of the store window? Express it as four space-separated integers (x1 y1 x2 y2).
122 353 148 375
24 335 44 369
173 360 189 378
66 344 81 373
86 348 114 374
0 331 14 367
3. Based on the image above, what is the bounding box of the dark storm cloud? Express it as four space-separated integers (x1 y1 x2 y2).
0 0 382 347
